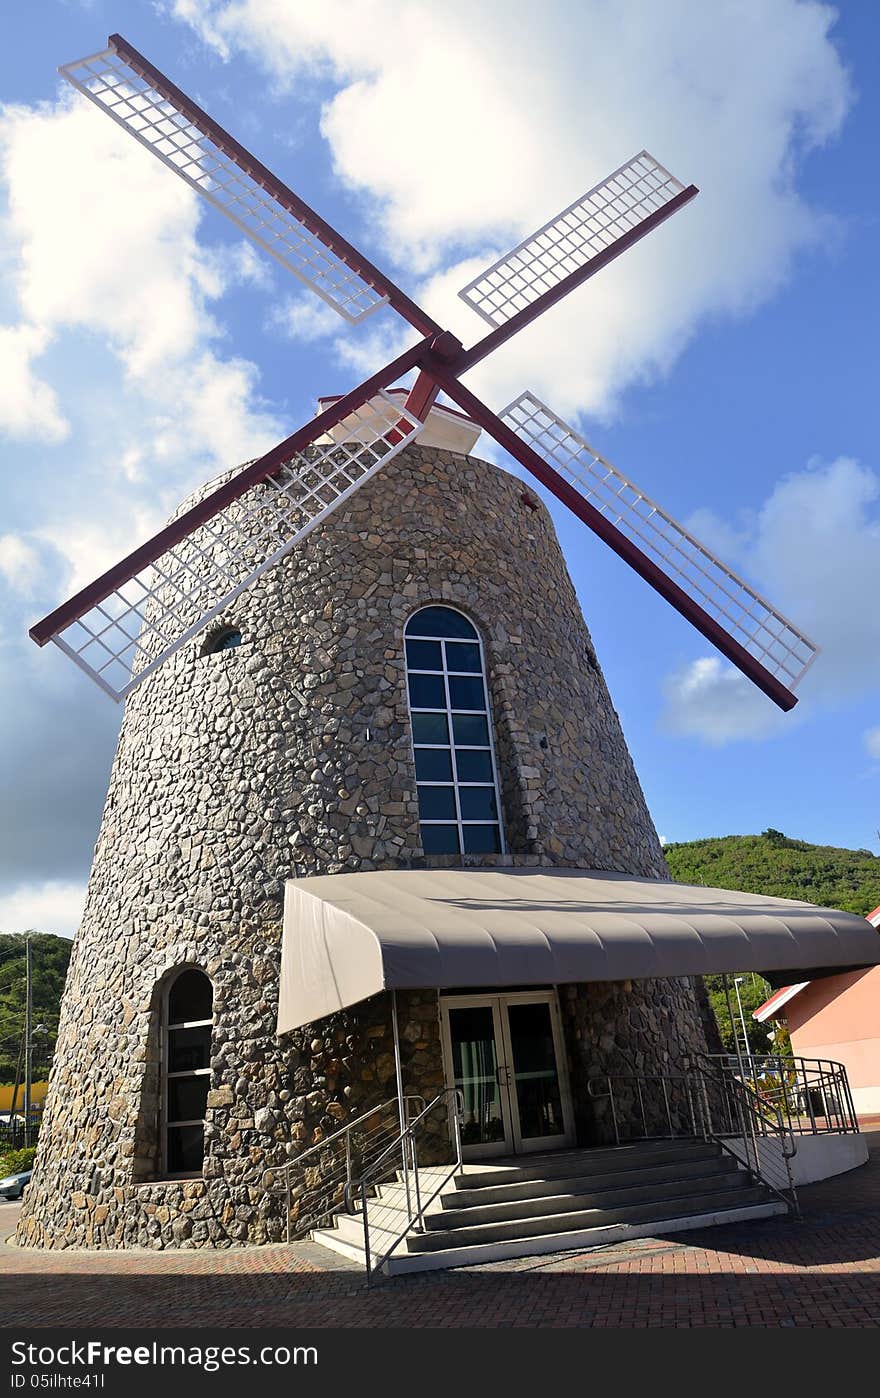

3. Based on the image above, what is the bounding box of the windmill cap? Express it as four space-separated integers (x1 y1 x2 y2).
316 389 482 455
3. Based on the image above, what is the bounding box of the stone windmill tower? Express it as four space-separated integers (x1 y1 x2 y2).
19 36 836 1254
20 411 713 1250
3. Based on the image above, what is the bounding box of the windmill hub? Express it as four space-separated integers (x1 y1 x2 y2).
316 391 482 454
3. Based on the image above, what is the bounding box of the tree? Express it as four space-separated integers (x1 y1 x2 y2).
0 933 72 1082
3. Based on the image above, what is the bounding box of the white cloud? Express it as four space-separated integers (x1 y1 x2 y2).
865 728 880 761
662 657 790 746
0 94 285 597
173 0 852 418
661 457 880 743
269 294 340 342
0 879 85 938
0 323 68 442
1 99 213 376
0 534 44 595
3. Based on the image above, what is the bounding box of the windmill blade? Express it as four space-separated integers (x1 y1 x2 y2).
59 36 438 332
30 370 427 703
458 152 696 352
420 371 816 711
501 392 818 700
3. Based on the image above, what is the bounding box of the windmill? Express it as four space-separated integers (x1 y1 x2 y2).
30 32 818 710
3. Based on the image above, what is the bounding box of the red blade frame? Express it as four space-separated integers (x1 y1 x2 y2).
105 35 441 337
30 339 430 650
420 361 799 713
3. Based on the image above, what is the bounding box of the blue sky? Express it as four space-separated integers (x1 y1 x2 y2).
1 1 878 935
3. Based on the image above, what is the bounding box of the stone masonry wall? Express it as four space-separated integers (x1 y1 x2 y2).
18 442 707 1249
559 977 710 1145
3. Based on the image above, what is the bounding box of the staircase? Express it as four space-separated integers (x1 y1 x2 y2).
311 1137 786 1275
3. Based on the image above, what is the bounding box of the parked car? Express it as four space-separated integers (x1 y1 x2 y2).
0 1170 31 1201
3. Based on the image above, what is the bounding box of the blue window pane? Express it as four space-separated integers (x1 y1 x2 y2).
406 607 477 640
409 673 447 708
406 638 443 671
455 749 494 782
444 641 481 673
167 1124 204 1174
168 1075 210 1124
421 824 461 855
448 674 486 711
463 824 502 854
459 787 499 821
415 748 454 782
453 713 490 746
417 785 457 820
412 712 449 744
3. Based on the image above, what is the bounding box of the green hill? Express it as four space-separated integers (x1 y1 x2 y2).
0 933 72 1084
664 831 880 1053
664 829 880 917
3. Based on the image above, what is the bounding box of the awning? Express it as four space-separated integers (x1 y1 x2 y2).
278 867 880 1033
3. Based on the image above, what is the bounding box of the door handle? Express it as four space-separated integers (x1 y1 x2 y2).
496 1064 510 1087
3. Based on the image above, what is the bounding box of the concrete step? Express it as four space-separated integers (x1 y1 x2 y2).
309 1137 790 1277
454 1139 719 1190
432 1153 741 1211
322 1177 767 1255
329 1212 406 1250
312 1197 787 1276
425 1167 748 1230
406 1183 772 1252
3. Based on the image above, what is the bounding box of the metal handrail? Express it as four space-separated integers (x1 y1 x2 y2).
693 1053 859 1136
586 1072 698 1144
353 1086 464 1283
587 1064 800 1216
710 1067 799 1215
281 1094 425 1244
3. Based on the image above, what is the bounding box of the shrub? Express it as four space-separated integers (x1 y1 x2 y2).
0 1147 35 1176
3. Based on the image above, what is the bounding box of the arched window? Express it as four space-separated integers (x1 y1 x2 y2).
202 627 241 655
163 968 213 1178
405 605 505 856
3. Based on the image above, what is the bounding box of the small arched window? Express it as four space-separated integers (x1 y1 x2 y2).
203 627 241 655
405 605 505 856
163 968 213 1178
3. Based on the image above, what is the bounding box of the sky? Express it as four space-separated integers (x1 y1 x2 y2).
0 0 878 938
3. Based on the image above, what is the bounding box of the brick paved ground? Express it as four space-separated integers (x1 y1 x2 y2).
3 1128 879 1329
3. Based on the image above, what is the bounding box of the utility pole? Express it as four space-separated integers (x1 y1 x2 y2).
24 937 32 1148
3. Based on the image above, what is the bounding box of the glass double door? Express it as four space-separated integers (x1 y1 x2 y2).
441 991 575 1158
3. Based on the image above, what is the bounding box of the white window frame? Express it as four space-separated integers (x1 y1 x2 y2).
160 969 213 1180
404 605 506 857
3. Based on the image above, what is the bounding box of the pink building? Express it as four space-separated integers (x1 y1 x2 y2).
754 906 880 1117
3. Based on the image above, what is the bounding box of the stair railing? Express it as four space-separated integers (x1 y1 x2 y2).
586 1063 799 1217
696 1052 858 1136
279 1094 425 1244
692 1062 799 1217
349 1086 464 1283
586 1072 699 1145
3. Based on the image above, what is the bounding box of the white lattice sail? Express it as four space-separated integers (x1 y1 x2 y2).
50 393 424 701
60 47 388 323
459 153 688 328
501 392 818 690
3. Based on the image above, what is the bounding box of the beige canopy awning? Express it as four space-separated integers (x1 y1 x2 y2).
277 866 880 1033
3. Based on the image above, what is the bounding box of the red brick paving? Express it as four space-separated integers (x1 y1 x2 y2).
3 1129 879 1329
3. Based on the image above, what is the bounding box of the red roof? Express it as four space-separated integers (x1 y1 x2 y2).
752 982 808 1022
754 907 880 1019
